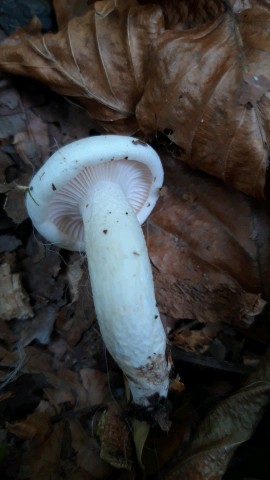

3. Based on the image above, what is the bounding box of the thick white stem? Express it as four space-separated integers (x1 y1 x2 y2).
81 181 169 407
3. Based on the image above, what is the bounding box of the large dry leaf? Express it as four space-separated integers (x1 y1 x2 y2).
164 352 270 480
139 0 225 29
137 2 270 198
0 0 164 133
148 149 270 325
0 1 269 198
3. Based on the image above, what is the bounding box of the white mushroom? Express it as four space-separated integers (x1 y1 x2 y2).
26 135 170 423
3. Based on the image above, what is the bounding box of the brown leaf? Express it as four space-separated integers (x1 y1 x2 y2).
23 236 64 304
80 368 110 406
69 418 113 478
137 3 270 198
139 0 225 30
4 188 28 224
0 263 33 320
164 351 270 480
52 0 92 30
13 109 50 168
97 404 133 470
20 421 65 480
0 0 164 133
56 266 95 346
20 305 59 346
6 411 52 443
148 149 269 326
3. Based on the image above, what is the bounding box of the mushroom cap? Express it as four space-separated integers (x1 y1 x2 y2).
26 135 164 251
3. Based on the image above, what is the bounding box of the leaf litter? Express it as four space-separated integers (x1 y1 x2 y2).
0 1 270 479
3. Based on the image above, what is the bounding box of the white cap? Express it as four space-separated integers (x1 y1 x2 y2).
26 135 164 251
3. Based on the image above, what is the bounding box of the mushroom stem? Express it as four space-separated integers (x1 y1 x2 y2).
81 180 169 407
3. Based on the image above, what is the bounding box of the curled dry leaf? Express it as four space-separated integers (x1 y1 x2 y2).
164 351 270 480
0 0 164 133
148 149 269 327
137 2 270 198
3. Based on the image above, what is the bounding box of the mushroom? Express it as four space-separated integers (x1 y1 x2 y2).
26 135 170 423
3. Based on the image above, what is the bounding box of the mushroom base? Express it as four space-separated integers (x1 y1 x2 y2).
132 394 172 432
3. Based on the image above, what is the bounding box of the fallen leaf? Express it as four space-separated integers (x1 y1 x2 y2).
0 263 33 320
20 305 59 346
4 188 28 224
20 421 65 480
6 411 52 443
97 403 133 470
52 0 92 30
56 266 95 346
0 234 22 252
140 0 225 30
23 236 65 304
80 368 110 406
164 351 270 480
137 2 270 198
66 254 84 303
170 322 221 353
69 418 113 478
148 149 269 327
0 0 164 133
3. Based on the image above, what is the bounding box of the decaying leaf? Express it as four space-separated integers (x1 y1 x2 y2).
148 149 269 328
97 404 133 470
69 418 113 478
164 351 270 480
0 263 33 320
137 2 270 198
